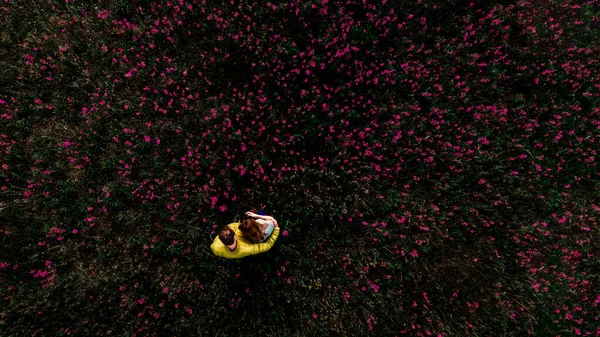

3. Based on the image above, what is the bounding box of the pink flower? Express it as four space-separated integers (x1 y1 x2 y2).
282 230 289 237
144 135 151 142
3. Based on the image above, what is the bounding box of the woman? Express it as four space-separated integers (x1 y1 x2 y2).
239 210 279 243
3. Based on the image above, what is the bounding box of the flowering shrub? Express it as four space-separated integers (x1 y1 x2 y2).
0 0 599 336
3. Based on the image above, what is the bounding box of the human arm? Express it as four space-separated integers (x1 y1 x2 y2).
245 212 278 226
248 227 280 255
210 240 226 258
211 238 228 258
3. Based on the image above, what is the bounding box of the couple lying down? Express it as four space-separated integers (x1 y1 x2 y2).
210 210 280 259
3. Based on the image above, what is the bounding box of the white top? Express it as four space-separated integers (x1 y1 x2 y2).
255 219 275 242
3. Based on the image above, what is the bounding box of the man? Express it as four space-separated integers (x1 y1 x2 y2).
210 212 280 259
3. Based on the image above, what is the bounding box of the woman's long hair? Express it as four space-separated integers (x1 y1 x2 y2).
239 219 266 243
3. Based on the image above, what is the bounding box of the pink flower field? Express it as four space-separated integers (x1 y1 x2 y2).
0 0 599 336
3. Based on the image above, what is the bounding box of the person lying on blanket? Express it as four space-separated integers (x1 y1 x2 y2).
210 210 280 259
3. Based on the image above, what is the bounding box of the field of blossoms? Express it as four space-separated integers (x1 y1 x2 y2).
1 0 599 336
